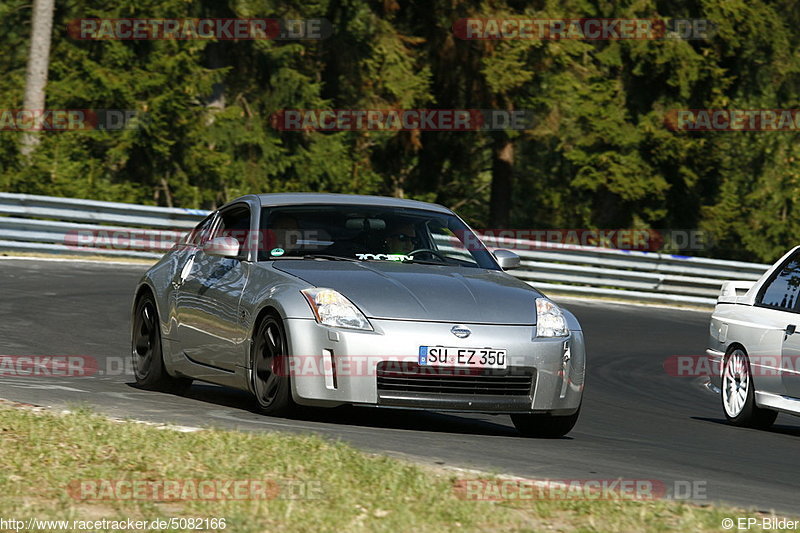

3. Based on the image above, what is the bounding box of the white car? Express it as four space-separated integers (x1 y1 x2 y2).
708 246 800 428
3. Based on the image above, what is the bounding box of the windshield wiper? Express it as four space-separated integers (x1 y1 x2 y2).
401 258 460 266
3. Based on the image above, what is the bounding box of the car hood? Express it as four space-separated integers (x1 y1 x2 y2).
271 260 541 324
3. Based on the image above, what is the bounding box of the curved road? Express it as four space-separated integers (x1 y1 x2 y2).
1 258 798 514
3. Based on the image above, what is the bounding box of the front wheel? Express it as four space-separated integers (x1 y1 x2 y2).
251 314 296 417
511 406 580 438
132 294 192 394
722 348 777 429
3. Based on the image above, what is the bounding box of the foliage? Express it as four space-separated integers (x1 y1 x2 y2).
1 0 799 261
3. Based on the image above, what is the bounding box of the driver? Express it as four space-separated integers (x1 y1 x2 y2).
384 221 419 254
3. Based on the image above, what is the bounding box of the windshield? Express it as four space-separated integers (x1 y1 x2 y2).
258 204 498 269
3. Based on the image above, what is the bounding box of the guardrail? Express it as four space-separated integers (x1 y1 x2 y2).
480 235 768 306
0 192 770 307
0 192 204 259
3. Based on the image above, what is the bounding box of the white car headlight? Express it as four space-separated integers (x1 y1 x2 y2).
536 298 569 337
301 288 373 331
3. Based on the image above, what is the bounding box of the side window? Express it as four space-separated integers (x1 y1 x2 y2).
186 213 217 247
758 252 800 311
429 225 476 264
215 205 252 256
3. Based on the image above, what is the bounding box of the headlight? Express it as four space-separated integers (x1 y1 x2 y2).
301 288 373 331
536 298 569 337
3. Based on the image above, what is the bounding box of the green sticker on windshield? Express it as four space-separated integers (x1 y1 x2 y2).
270 247 285 257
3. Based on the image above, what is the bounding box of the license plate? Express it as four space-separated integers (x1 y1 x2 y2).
418 346 507 369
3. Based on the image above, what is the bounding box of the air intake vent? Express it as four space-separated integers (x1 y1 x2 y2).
376 362 533 397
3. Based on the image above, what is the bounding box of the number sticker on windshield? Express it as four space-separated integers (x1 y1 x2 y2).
356 253 412 261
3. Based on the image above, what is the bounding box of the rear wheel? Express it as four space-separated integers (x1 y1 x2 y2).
132 293 192 394
251 314 296 416
511 406 580 438
722 348 777 429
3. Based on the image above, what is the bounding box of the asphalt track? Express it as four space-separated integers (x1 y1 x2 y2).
1 257 799 514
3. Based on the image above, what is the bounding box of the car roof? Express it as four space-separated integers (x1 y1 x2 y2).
230 193 453 214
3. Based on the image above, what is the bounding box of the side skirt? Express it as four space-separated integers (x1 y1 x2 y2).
755 391 800 416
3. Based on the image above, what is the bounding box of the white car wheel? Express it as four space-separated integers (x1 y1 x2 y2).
722 349 749 418
721 348 777 428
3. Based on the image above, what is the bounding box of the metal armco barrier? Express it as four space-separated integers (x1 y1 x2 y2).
0 193 205 259
0 192 770 307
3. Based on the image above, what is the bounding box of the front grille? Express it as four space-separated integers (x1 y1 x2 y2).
376 362 533 396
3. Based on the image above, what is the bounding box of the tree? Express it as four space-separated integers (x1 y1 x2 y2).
20 0 55 157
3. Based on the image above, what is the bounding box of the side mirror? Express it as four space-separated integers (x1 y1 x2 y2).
204 236 240 258
493 249 520 270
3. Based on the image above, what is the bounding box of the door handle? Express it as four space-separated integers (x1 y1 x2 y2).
173 254 197 289
785 324 796 340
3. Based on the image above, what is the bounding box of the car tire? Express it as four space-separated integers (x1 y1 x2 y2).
251 313 296 417
132 293 193 394
511 405 580 438
722 347 777 429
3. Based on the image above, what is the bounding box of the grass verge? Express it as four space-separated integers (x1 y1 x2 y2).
0 405 790 532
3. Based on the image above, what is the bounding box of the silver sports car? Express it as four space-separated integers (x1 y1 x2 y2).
132 193 585 437
708 246 800 428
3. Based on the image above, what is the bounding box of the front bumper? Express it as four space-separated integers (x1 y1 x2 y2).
283 317 585 414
